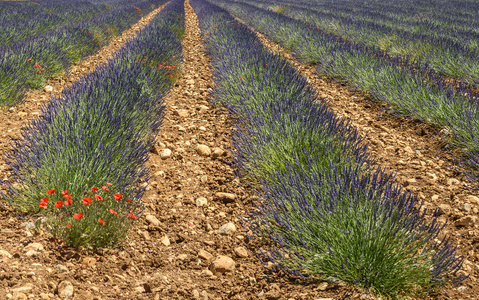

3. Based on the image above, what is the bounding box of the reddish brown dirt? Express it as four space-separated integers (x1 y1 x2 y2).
0 1 478 300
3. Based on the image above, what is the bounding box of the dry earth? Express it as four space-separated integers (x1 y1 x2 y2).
0 1 477 299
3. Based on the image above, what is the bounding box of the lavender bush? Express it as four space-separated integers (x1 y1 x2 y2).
0 0 168 106
0 0 184 249
192 0 465 297
213 0 479 184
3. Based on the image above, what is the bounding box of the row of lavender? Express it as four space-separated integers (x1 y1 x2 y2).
0 0 184 249
244 0 479 85
0 0 120 46
192 0 464 297
0 0 167 106
212 0 479 184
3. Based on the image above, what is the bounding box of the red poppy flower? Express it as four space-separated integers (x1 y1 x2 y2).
27 57 32 62
40 197 49 204
34 63 40 68
82 198 93 205
39 202 47 209
91 187 98 193
126 199 131 203
128 213 137 220
54 201 63 208
46 189 55 195
98 218 105 225
102 186 109 192
107 182 112 186
66 224 72 228
108 209 118 215
61 190 68 195
114 194 123 201
63 194 72 199
73 213 83 220
64 199 72 206
95 194 103 201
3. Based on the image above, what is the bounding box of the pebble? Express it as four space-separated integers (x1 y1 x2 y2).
447 178 460 186
11 286 32 293
404 146 414 154
54 264 69 273
200 269 214 277
463 203 471 212
404 178 417 186
198 105 209 113
455 216 475 227
25 250 39 257
43 85 53 92
218 222 236 235
196 144 211 157
57 281 74 298
23 222 35 231
160 148 172 159
160 235 170 246
215 192 236 203
174 109 189 118
81 257 96 268
0 250 12 260
458 286 468 292
145 214 161 227
23 243 44 252
198 250 214 261
196 197 208 207
438 204 451 215
317 282 328 291
211 147 224 159
139 230 150 240
13 292 27 300
234 247 248 258
465 195 479 204
209 255 235 275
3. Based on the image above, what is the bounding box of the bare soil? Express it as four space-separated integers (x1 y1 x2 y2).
0 1 477 300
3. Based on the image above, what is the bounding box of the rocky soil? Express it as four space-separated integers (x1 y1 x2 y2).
0 1 477 299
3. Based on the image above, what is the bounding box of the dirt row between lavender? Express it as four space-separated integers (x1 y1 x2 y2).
238 19 479 299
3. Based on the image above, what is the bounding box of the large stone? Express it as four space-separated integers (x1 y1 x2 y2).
215 192 236 203
145 214 161 227
196 144 211 157
43 85 53 92
57 281 74 298
218 222 236 235
160 148 172 159
209 255 235 275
